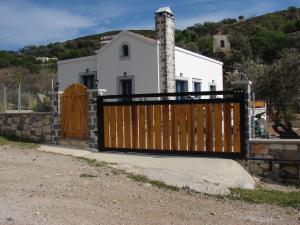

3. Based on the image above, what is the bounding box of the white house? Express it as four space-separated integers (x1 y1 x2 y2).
57 7 223 95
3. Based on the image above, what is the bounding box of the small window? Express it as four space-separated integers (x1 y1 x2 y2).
220 40 225 48
81 75 95 89
121 44 129 57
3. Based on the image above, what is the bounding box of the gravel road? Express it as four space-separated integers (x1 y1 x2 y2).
0 146 299 225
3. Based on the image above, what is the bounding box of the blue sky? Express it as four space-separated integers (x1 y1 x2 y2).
0 0 299 50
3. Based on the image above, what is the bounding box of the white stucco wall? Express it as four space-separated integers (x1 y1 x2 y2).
57 55 97 90
96 32 160 95
174 47 223 92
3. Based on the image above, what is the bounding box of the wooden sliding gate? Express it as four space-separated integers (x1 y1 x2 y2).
97 91 246 158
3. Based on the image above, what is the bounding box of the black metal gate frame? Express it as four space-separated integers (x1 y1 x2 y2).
97 90 246 159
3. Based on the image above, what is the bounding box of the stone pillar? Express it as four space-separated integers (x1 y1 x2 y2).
51 83 61 145
231 80 252 157
155 7 176 93
87 89 106 149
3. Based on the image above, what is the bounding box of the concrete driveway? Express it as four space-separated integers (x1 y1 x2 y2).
38 145 255 195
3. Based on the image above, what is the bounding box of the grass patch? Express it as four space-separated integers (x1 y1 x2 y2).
80 173 97 178
127 174 179 191
0 135 38 149
228 188 300 209
77 157 113 167
77 156 179 191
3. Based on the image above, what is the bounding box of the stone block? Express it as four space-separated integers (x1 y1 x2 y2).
42 125 51 133
250 163 263 175
269 144 283 150
16 130 21 136
36 128 42 136
11 124 17 130
43 119 50 125
283 144 298 151
23 123 29 130
23 131 30 137
281 151 300 160
251 144 268 155
45 135 51 142
260 163 270 170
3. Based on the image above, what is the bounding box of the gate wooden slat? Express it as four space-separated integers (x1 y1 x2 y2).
233 103 241 153
171 105 178 150
124 106 131 148
196 104 204 151
132 106 138 149
103 106 110 147
223 103 232 152
214 104 223 152
139 105 146 149
205 104 213 152
187 105 195 151
178 104 187 151
146 105 154 149
162 104 170 150
116 106 124 148
154 105 161 149
110 106 117 148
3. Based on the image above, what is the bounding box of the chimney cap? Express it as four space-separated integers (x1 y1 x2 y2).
155 6 173 15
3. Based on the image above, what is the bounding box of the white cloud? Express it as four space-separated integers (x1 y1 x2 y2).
0 1 94 50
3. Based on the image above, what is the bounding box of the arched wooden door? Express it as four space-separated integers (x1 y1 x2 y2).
61 83 89 139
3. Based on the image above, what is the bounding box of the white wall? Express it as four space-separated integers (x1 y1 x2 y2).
57 55 97 90
96 32 160 95
174 47 223 92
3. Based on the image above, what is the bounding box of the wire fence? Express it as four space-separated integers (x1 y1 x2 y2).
0 83 53 112
253 98 300 139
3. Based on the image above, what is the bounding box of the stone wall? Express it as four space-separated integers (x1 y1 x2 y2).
0 112 53 143
249 139 300 184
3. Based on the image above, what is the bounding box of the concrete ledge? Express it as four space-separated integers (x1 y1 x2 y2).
38 145 255 195
250 138 300 144
0 112 52 116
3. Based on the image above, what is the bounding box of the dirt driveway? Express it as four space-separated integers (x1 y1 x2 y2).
0 146 299 225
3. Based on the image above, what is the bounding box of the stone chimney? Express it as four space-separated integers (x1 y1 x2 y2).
155 7 175 93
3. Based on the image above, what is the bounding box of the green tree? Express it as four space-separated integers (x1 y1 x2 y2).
0 58 10 69
250 28 285 62
197 36 213 55
257 49 300 114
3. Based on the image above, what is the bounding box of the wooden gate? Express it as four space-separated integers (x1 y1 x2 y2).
61 83 89 139
98 91 246 158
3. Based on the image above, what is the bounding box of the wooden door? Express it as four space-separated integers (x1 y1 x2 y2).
61 83 89 139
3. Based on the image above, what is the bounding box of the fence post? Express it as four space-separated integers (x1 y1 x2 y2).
231 80 252 158
3 86 6 112
87 89 106 150
51 82 61 145
97 95 104 151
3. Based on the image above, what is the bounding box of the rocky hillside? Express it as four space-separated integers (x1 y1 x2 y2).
0 6 299 113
